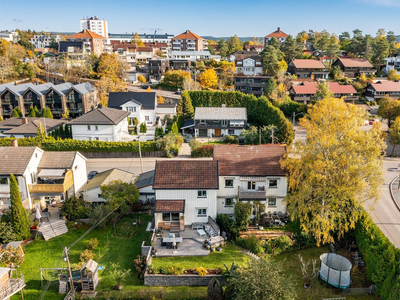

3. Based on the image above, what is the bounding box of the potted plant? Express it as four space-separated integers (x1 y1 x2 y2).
153 249 158 255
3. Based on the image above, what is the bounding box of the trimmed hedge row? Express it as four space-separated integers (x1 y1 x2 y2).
354 211 400 299
0 137 158 152
181 91 294 145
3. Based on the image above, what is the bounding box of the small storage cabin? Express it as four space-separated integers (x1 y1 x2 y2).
80 259 99 293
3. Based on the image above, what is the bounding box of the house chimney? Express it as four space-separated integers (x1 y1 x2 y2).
21 117 28 124
277 27 281 33
11 139 18 147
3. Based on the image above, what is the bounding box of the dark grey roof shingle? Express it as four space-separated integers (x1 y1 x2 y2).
108 92 156 110
69 107 130 125
135 170 154 189
0 147 37 175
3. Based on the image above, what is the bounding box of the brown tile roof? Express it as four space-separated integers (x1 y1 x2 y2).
265 27 288 38
291 82 356 95
155 200 185 213
369 81 400 92
173 30 204 40
69 107 130 125
38 152 77 169
336 58 373 68
291 59 326 69
153 161 219 189
67 29 106 40
0 147 37 175
213 145 286 176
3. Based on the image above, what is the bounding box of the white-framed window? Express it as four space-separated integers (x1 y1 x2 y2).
248 181 256 190
31 172 37 184
162 213 180 221
95 125 99 131
225 198 234 207
145 116 150 121
225 179 234 187
199 120 206 124
269 179 278 188
87 125 91 131
268 198 277 207
197 208 207 217
98 194 102 198
198 190 207 197
0 178 8 185
88 137 92 141
94 137 99 141
222 120 228 126
127 107 136 112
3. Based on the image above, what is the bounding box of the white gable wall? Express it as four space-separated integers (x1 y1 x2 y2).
72 153 87 194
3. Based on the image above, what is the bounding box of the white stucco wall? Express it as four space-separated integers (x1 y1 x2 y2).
72 153 87 194
155 189 218 225
82 186 104 202
71 124 115 141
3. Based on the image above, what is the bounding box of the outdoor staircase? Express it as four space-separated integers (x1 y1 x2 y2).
39 220 68 241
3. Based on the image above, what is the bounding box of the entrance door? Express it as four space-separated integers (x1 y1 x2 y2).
215 129 221 137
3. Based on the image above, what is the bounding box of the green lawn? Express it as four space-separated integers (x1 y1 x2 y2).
272 246 378 300
12 214 153 300
151 242 248 270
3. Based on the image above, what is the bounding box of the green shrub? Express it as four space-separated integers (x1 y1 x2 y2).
0 137 159 153
274 235 293 252
61 196 89 221
225 135 238 144
274 100 307 118
87 238 99 250
216 214 240 240
191 145 213 157
236 235 263 255
80 249 94 262
166 266 184 275
189 138 201 149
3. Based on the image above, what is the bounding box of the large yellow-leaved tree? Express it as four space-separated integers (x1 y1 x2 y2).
281 97 385 246
199 69 218 89
131 33 145 47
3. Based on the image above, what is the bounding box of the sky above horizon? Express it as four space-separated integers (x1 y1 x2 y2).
1 0 399 37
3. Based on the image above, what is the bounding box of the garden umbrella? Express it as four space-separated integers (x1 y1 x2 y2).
172 233 176 249
35 202 42 221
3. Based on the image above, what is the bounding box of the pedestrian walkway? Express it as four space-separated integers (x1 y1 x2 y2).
390 176 400 210
178 143 191 158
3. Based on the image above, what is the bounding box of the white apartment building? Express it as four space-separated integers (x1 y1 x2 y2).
30 35 61 49
170 51 220 62
80 16 108 38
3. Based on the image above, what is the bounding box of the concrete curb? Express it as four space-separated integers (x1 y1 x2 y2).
389 175 400 212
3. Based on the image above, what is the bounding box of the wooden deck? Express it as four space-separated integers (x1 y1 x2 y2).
38 220 68 241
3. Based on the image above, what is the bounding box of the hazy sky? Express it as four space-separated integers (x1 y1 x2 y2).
0 0 399 37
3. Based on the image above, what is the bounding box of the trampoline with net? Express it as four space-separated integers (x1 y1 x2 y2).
319 253 352 289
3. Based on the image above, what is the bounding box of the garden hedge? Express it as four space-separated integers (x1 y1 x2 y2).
0 137 158 152
191 145 213 158
179 91 294 144
354 210 400 299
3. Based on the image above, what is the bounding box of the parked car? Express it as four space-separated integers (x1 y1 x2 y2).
87 171 98 182
184 134 193 143
141 85 149 89
175 89 182 95
369 119 380 125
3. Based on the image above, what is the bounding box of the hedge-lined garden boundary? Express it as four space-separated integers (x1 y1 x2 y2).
0 137 158 152
354 210 400 299
177 91 294 144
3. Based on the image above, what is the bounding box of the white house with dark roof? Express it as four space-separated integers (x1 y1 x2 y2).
213 144 288 217
194 106 247 138
81 168 134 203
0 117 65 138
108 92 157 126
69 107 130 142
0 144 87 209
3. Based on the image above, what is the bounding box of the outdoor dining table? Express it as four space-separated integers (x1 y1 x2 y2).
162 237 183 243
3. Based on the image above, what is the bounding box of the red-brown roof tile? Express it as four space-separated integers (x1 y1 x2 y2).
336 58 373 68
369 81 400 92
153 161 219 189
155 200 185 213
173 30 204 40
265 27 288 38
67 29 106 40
213 145 286 176
291 59 326 69
292 82 356 95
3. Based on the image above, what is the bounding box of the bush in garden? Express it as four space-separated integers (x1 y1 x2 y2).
216 214 240 240
224 135 238 144
166 266 184 275
207 277 224 300
191 145 213 158
61 196 89 221
80 249 94 262
87 238 99 250
274 235 293 252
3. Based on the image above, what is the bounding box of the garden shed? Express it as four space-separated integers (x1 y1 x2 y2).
80 259 99 293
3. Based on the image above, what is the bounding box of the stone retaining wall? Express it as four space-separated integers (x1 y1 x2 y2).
144 272 226 286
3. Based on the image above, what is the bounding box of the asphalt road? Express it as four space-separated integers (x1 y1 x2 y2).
366 159 400 248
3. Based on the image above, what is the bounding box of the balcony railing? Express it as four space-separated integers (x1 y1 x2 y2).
238 187 266 201
29 170 73 194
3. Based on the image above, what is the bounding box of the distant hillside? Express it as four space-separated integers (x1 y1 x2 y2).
203 36 264 43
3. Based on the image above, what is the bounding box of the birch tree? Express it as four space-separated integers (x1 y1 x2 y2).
281 97 385 246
